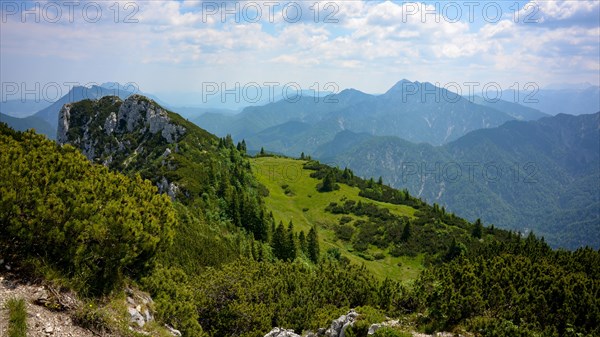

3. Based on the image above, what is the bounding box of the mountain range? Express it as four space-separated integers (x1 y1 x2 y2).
3 79 598 249
195 80 532 151
189 80 599 249
509 84 600 116
0 112 54 138
0 98 51 118
314 112 600 249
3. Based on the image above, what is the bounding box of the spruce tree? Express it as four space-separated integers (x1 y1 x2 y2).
286 221 297 261
298 231 307 254
401 222 411 242
472 218 483 239
320 171 336 192
271 221 286 260
225 134 234 148
307 226 320 263
342 167 351 181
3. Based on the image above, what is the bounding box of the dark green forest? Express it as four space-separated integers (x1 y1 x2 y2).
1 96 599 337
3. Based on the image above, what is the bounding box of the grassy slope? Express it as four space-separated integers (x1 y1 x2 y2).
251 156 424 282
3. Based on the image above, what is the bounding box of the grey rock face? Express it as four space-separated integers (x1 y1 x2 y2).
128 306 146 328
367 323 381 335
117 95 185 143
56 95 186 199
104 112 117 135
57 104 71 144
125 287 155 329
165 324 182 336
158 177 179 200
325 310 358 337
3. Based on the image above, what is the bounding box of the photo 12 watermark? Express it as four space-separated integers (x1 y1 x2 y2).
399 161 538 184
1 82 141 103
1 1 139 24
395 1 540 24
199 1 339 24
201 82 340 104
399 81 539 104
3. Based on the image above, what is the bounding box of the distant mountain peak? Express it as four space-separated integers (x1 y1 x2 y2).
386 79 415 92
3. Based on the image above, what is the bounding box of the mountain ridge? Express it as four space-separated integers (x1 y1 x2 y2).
314 112 600 249
196 80 522 153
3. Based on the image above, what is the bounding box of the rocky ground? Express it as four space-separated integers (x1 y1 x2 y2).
0 271 99 337
264 310 467 337
2 268 461 337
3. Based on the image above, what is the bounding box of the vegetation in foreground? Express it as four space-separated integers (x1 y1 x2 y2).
1 102 599 337
6 298 27 337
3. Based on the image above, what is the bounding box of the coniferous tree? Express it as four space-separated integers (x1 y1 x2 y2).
445 237 467 261
298 231 307 254
260 147 265 156
401 222 411 242
286 221 297 261
270 217 276 242
225 134 234 148
378 176 383 185
253 208 268 242
342 167 351 181
320 171 336 192
307 226 320 263
473 218 483 239
271 221 287 260
250 240 257 260
300 152 305 160
232 193 242 227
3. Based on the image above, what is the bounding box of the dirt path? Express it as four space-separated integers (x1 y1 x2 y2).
0 273 98 337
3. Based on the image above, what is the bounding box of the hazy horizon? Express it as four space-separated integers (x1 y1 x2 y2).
2 0 599 104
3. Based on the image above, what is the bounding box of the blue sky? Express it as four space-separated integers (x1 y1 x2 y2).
1 0 599 105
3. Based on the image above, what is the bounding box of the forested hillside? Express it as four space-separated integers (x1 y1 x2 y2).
315 113 600 249
1 95 599 337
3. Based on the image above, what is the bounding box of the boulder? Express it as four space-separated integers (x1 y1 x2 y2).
367 323 381 335
264 327 302 337
325 310 359 337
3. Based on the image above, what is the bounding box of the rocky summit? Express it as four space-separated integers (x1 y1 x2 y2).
57 95 190 199
57 95 185 164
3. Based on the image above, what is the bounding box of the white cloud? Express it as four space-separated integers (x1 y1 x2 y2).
0 0 598 93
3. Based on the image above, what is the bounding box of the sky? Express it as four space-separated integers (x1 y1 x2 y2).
1 0 599 106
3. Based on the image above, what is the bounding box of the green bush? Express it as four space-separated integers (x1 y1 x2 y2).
345 306 387 337
0 128 175 295
373 327 411 337
193 259 380 336
141 267 205 336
